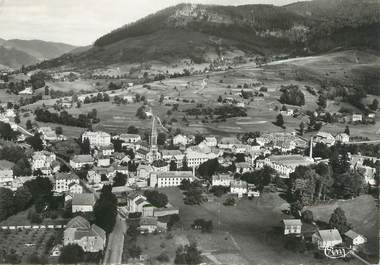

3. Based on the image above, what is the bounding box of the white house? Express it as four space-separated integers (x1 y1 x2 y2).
82 131 111 147
149 171 194 188
55 173 80 193
185 147 219 168
230 180 248 198
18 87 33 95
212 174 233 187
344 230 367 247
282 219 302 236
335 133 349 143
0 160 14 184
352 114 363 122
72 193 96 213
70 155 95 169
68 182 83 194
203 137 217 147
87 170 102 184
173 134 189 146
119 134 141 143
312 229 343 249
127 193 150 213
218 137 241 149
31 151 56 171
235 162 252 174
314 132 335 146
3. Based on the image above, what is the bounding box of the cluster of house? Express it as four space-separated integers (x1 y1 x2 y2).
211 173 260 198
282 219 367 251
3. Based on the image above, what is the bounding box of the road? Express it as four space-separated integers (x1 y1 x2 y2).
17 125 33 136
103 214 127 264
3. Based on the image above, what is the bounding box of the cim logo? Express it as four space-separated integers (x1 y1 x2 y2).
324 246 350 259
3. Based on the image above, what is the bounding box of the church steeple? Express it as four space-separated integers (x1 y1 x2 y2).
150 116 158 148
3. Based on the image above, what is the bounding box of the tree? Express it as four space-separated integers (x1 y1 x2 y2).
44 87 50 96
290 200 303 218
170 160 177 171
344 126 350 136
26 133 44 151
14 186 32 210
299 121 305 136
144 190 168 208
329 207 351 234
113 172 127 187
59 244 84 264
182 156 189 171
275 114 284 128
55 126 63 135
0 121 19 140
159 94 164 104
174 243 202 265
14 114 20 124
157 132 166 145
94 185 117 233
127 126 138 134
301 210 314 224
317 95 327 109
0 187 14 221
217 95 223 103
13 157 32 176
369 98 378 111
26 119 33 130
136 106 147 120
81 137 91 154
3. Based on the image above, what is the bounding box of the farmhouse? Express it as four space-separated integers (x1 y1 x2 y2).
335 133 349 143
282 219 302 236
64 216 106 252
352 114 363 122
68 182 83 194
344 230 367 247
139 217 167 233
312 229 343 249
38 127 58 141
149 171 194 188
314 132 335 146
72 193 96 213
203 137 217 147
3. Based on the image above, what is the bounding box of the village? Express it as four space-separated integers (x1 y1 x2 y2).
0 92 378 264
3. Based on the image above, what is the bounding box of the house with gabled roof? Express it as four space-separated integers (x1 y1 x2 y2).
72 193 96 213
64 216 106 252
312 229 343 249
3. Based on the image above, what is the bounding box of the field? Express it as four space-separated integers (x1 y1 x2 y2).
133 188 378 265
0 228 61 263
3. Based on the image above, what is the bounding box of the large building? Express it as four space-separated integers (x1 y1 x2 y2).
31 151 56 171
149 171 194 188
64 216 106 252
82 131 111 147
256 155 314 178
55 173 80 193
72 193 96 213
185 146 219 168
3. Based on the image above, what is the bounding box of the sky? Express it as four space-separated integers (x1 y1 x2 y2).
0 0 307 46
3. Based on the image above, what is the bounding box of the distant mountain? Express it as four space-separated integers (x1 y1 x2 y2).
0 38 77 69
34 0 380 69
0 46 38 69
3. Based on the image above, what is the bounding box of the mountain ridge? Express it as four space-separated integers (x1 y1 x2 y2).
30 0 380 70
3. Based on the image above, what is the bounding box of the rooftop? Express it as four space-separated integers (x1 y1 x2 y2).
157 171 193 179
72 193 96 206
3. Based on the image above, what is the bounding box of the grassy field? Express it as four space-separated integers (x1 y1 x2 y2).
0 228 61 263
306 195 379 261
16 50 380 140
134 188 374 265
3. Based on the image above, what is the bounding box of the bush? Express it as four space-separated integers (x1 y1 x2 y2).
156 252 170 262
223 197 235 206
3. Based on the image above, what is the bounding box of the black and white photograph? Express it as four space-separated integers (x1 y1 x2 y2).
0 0 379 264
